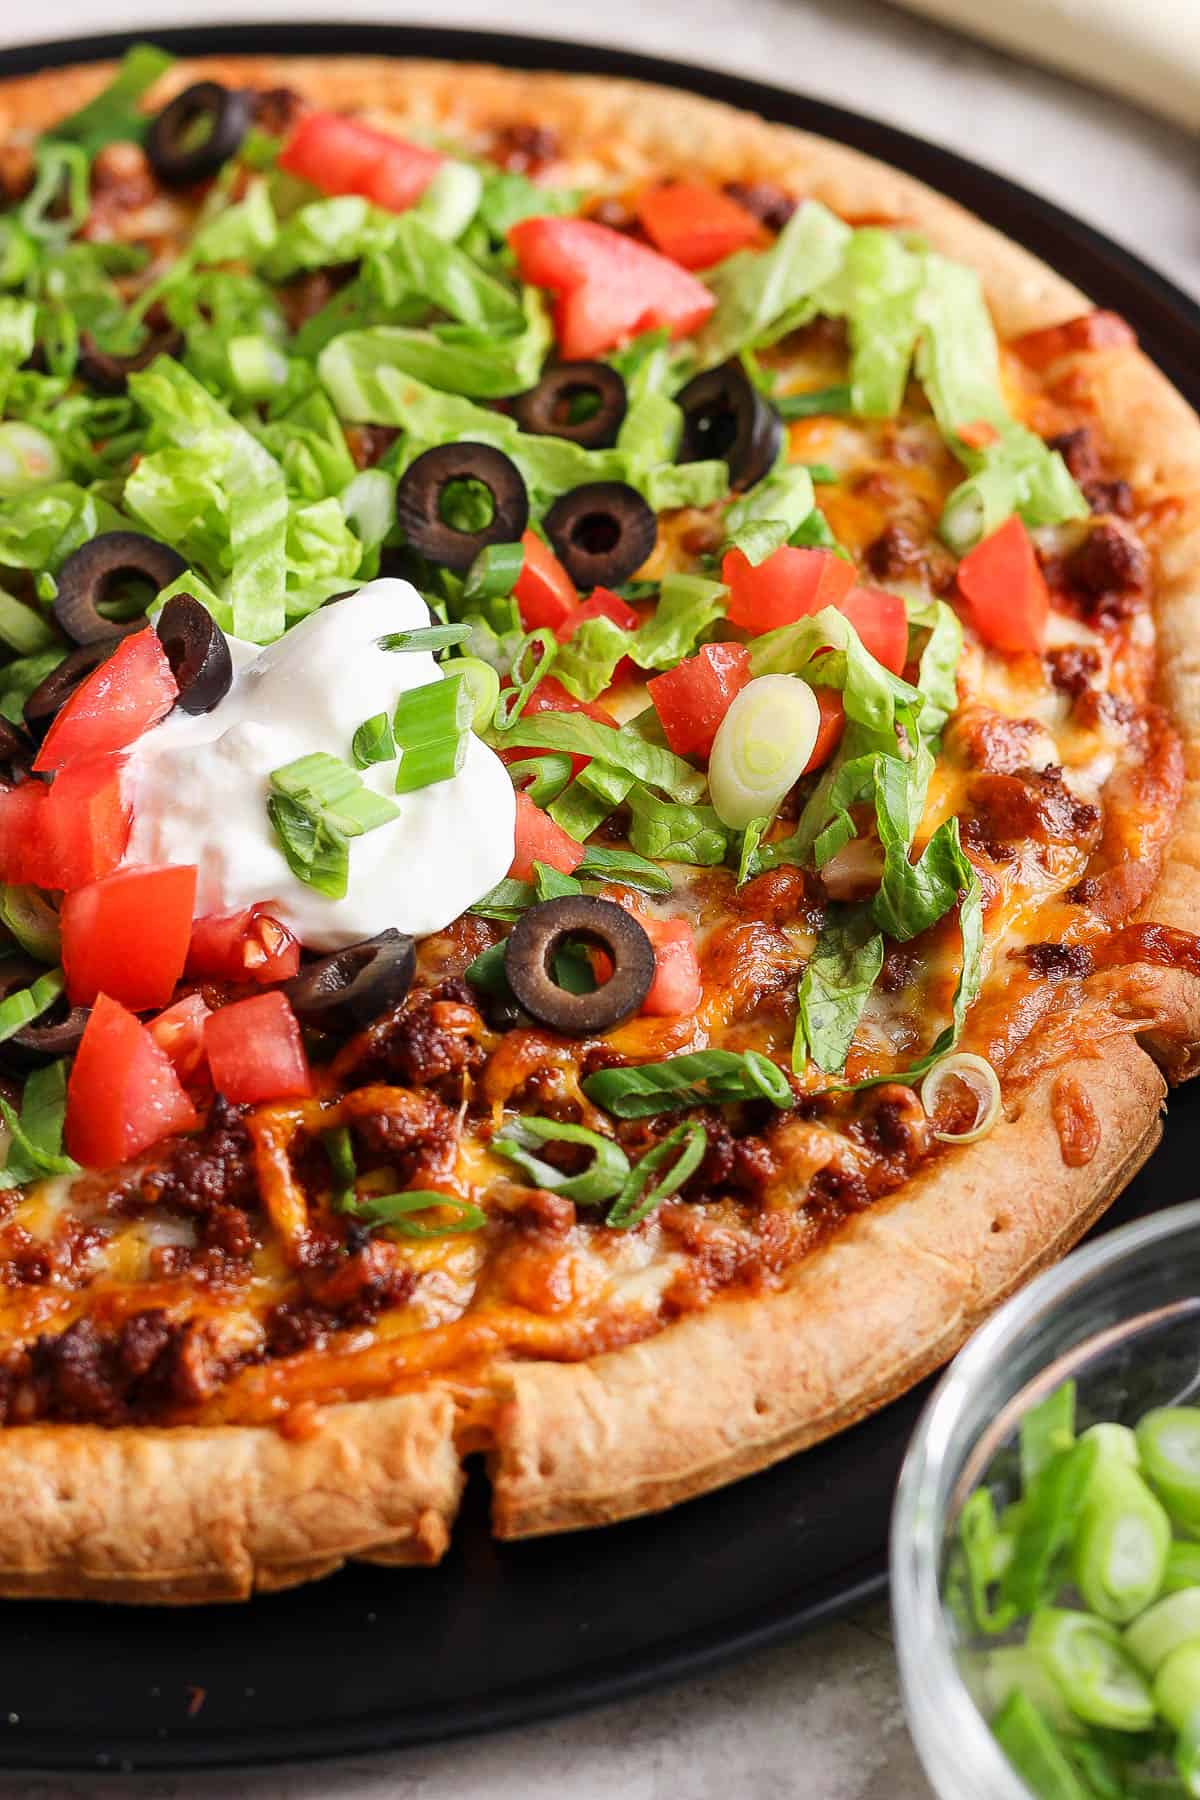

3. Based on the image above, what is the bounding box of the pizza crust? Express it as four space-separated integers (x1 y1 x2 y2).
0 53 1196 1593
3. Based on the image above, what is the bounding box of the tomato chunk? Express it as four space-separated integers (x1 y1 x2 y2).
514 530 577 633
647 642 751 759
278 112 441 212
1013 309 1136 370
723 546 857 633
186 905 301 986
634 183 761 270
837 586 909 676
41 755 133 890
640 916 703 1016
148 993 211 1084
61 864 196 1010
204 991 312 1105
34 630 176 773
508 792 585 881
956 515 1049 654
556 588 640 641
803 688 846 775
0 782 50 886
509 216 715 359
66 993 198 1168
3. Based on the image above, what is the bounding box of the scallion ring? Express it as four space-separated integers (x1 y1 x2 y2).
509 753 574 809
493 628 557 732
453 656 502 734
0 424 61 499
740 1050 794 1108
353 1190 487 1240
920 1052 1001 1143
607 1119 708 1231
491 1117 630 1206
708 674 821 831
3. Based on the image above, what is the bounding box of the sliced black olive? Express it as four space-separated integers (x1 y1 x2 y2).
285 930 417 1036
504 897 655 1036
0 718 33 784
512 362 627 450
543 482 657 590
76 326 185 397
395 443 529 573
22 643 118 741
146 82 253 187
53 531 187 646
156 594 233 716
9 1002 91 1064
676 360 783 490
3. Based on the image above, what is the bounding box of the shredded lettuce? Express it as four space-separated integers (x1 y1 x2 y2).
0 479 125 573
627 786 729 865
723 463 816 565
43 43 172 157
794 907 885 1075
815 228 924 419
907 595 962 738
369 214 523 328
747 605 921 737
473 170 582 241
262 195 398 282
552 574 727 702
410 161 483 241
698 201 852 362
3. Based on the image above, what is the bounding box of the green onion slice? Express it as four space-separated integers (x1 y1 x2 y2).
920 1052 1001 1144
1136 1409 1200 1536
708 675 821 831
493 628 557 732
1154 1641 1200 1733
464 540 524 603
607 1119 708 1230
0 967 66 1045
775 385 852 420
351 711 394 769
1125 1589 1200 1676
393 673 471 794
352 1190 487 1239
1072 1459 1170 1624
991 1690 1092 1800
0 423 62 499
452 656 502 734
322 1125 358 1209
1028 1608 1155 1732
509 752 574 809
378 623 471 654
491 1117 630 1205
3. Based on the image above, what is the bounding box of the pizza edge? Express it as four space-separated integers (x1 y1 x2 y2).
0 55 1193 1597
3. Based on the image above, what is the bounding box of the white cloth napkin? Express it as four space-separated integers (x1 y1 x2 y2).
889 0 1199 129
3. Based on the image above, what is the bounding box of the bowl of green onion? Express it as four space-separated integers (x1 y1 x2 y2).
892 1199 1200 1799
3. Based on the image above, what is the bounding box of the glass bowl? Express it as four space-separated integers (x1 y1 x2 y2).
891 1198 1200 1800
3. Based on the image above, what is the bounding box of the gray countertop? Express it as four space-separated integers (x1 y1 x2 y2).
1 1 1196 1793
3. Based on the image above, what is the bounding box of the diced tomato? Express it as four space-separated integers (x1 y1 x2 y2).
640 916 703 1016
148 994 211 1084
513 530 578 633
508 792 585 881
556 588 640 641
956 515 1049 655
34 630 176 773
0 756 132 891
509 216 715 360
61 864 196 1010
647 642 751 759
803 688 846 775
1013 309 1136 370
278 112 441 212
204 991 312 1105
836 586 909 676
66 993 198 1168
500 675 617 780
723 546 857 633
186 905 301 986
634 183 761 271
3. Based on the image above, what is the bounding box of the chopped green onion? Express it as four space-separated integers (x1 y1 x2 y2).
992 1690 1093 1800
583 1048 793 1119
393 673 471 793
378 623 471 654
20 143 89 243
322 1125 357 1208
0 423 61 497
1125 1590 1200 1675
351 1190 487 1239
510 752 573 809
0 586 57 656
267 794 349 899
708 674 821 831
339 467 395 551
0 220 35 289
1177 1711 1200 1799
1001 1439 1099 1616
1137 1410 1200 1536
1164 1545 1200 1597
493 628 557 732
957 1487 1018 1635
607 1119 708 1230
1023 1381 1078 1487
271 751 399 836
775 385 852 420
1155 1642 1200 1732
1029 1609 1155 1732
464 540 525 603
920 1052 1002 1144
491 1117 630 1205
0 887 61 964
351 711 394 768
1073 1459 1171 1623
0 966 66 1044
48 43 173 156
453 656 502 733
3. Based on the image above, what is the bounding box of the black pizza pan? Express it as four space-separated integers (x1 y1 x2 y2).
0 23 1195 1774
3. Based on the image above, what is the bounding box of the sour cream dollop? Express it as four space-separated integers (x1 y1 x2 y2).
123 580 516 950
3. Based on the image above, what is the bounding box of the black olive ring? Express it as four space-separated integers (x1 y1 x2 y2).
0 959 89 1068
0 718 33 784
146 81 254 187
23 644 118 742
504 897 655 1036
52 532 187 647
285 930 417 1036
395 443 530 573
156 594 234 716
542 482 657 591
676 360 783 491
512 362 628 450
76 326 185 397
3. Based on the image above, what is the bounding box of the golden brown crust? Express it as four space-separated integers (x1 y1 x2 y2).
0 53 1196 1591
